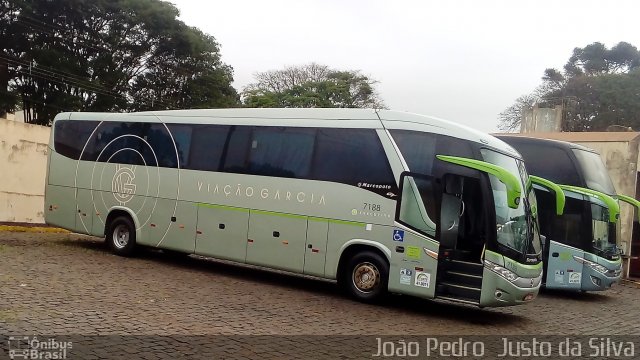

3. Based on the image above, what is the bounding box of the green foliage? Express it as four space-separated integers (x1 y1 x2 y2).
242 63 385 109
499 42 640 131
0 0 239 125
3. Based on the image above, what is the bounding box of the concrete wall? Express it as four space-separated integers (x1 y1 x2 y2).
0 119 51 223
571 140 639 255
1 110 26 122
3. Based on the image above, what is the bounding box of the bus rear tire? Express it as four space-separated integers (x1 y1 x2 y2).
106 216 136 257
343 251 389 303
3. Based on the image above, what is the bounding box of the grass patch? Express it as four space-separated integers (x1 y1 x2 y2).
0 309 18 323
0 225 70 233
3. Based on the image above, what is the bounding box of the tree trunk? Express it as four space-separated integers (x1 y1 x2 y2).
0 60 7 118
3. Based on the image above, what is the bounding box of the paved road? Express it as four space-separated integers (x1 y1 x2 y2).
1 232 639 358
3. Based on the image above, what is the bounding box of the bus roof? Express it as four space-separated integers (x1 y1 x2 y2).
495 134 599 154
55 108 520 157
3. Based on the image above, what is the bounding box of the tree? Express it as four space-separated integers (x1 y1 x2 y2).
0 0 239 125
499 42 640 131
242 63 385 109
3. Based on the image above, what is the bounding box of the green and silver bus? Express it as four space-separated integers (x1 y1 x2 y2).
46 109 542 307
497 135 640 291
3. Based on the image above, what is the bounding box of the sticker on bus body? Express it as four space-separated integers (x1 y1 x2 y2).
400 268 412 285
568 272 581 284
393 230 404 242
414 271 430 288
554 270 565 284
406 246 421 259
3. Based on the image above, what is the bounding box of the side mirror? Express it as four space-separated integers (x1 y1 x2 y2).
436 155 522 209
530 176 565 215
617 194 640 222
559 185 620 223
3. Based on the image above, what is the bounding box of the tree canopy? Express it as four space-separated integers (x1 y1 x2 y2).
499 42 640 132
0 0 239 125
242 63 385 109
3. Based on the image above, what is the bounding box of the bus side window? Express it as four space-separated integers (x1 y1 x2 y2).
188 125 229 171
248 127 315 178
398 174 438 238
311 128 396 193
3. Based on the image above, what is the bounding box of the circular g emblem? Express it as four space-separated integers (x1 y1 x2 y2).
112 164 137 205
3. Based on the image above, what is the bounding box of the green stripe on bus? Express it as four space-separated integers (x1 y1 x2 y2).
317 218 365 227
196 203 248 212
196 203 364 227
251 209 307 220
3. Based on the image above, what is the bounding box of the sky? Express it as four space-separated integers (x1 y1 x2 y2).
168 0 640 132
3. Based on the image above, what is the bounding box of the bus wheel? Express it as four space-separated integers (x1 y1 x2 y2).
107 216 136 257
344 251 388 302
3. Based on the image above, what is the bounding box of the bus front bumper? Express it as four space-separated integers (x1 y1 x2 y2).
580 266 622 291
479 268 543 307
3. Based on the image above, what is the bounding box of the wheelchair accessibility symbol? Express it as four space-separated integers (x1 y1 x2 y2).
393 230 405 242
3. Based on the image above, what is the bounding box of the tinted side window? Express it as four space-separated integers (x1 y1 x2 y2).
311 128 396 194
166 124 192 168
221 126 252 174
144 123 179 168
54 120 99 160
390 130 474 178
82 122 146 164
248 127 315 178
188 125 230 171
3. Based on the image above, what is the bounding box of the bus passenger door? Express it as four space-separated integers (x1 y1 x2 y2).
545 241 584 290
246 211 307 273
195 205 249 262
389 173 441 299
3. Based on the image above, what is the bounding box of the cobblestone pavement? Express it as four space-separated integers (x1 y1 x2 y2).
1 232 639 358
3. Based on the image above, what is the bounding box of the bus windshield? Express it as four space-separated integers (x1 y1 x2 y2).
481 149 542 259
572 149 616 195
591 202 618 257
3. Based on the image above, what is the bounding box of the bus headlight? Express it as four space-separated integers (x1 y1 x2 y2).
572 256 608 274
484 260 519 282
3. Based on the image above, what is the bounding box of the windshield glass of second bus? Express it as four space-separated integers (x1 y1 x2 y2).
572 148 616 195
480 149 541 257
591 202 618 256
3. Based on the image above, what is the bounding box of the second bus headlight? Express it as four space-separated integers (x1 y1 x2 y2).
572 256 608 274
484 260 519 282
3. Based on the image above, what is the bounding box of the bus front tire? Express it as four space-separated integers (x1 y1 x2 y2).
343 251 389 303
106 216 136 257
